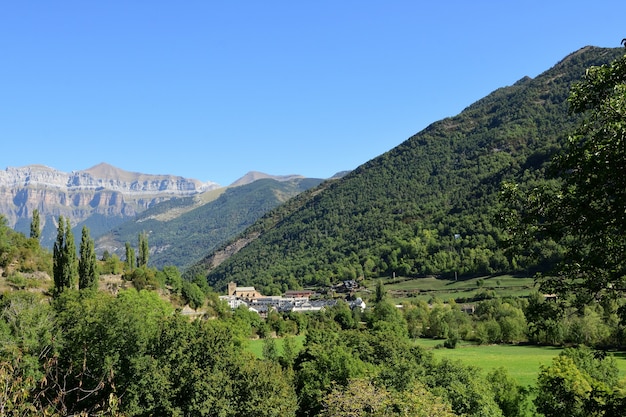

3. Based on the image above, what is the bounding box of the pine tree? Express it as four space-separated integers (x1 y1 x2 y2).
29 208 40 240
78 226 99 290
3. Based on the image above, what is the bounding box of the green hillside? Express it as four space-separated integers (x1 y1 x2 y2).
196 47 624 294
97 177 323 270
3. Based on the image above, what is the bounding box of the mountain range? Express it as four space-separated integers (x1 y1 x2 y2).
0 163 326 270
0 163 218 245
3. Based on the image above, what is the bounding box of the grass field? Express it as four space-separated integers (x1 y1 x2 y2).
414 339 626 387
366 274 537 303
247 334 306 359
248 335 626 388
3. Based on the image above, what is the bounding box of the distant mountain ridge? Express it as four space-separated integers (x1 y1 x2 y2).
0 163 220 245
0 162 329 269
229 171 305 187
1 163 218 193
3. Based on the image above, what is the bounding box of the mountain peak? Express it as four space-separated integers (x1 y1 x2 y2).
83 162 138 181
229 171 305 187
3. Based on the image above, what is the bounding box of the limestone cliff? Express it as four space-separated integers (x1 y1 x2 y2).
0 163 219 244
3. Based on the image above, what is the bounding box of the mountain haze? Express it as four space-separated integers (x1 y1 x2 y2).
193 46 625 294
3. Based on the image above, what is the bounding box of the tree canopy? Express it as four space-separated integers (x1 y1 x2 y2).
501 50 626 313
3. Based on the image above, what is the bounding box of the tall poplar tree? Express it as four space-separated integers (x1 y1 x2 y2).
125 241 136 271
138 231 149 268
29 208 40 240
53 216 78 295
78 225 99 290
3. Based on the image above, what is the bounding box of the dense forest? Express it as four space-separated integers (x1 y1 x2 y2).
195 47 624 295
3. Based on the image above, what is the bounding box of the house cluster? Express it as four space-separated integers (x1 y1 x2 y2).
219 281 366 316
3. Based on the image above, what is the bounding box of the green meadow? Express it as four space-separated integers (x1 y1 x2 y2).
247 334 306 359
249 335 626 388
418 339 626 387
377 274 538 303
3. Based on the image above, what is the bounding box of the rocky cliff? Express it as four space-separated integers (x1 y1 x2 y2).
0 163 219 245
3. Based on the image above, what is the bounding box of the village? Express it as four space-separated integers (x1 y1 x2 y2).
219 281 366 316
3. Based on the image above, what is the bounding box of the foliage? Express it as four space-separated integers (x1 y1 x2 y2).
125 241 135 271
181 280 205 309
100 253 123 274
535 355 602 417
137 231 149 267
486 367 531 417
0 215 51 275
30 208 40 240
124 265 160 291
52 216 78 296
78 225 99 290
501 51 626 316
425 358 504 417
474 298 527 344
320 378 457 417
534 345 626 417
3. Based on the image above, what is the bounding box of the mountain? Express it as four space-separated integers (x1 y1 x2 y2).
191 46 625 294
229 171 306 187
0 163 219 246
95 176 324 269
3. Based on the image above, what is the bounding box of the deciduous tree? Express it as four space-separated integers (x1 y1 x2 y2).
29 209 40 240
501 49 626 314
138 231 149 267
125 241 135 271
78 226 98 290
53 216 78 295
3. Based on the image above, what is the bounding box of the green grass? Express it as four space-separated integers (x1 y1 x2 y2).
247 334 626 389
368 274 537 303
414 339 626 387
247 334 306 358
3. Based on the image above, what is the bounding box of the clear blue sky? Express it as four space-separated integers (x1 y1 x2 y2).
1 1 624 186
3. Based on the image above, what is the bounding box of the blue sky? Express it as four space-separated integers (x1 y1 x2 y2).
1 1 624 186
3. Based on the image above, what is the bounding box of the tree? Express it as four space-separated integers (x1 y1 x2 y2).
374 279 386 303
547 50 626 306
501 50 626 312
534 355 606 417
181 280 205 309
137 232 149 267
320 378 457 417
53 216 78 295
29 209 40 240
78 226 99 290
486 367 530 417
125 241 135 271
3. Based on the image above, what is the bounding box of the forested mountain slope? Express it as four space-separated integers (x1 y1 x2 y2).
193 47 624 295
97 177 323 269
